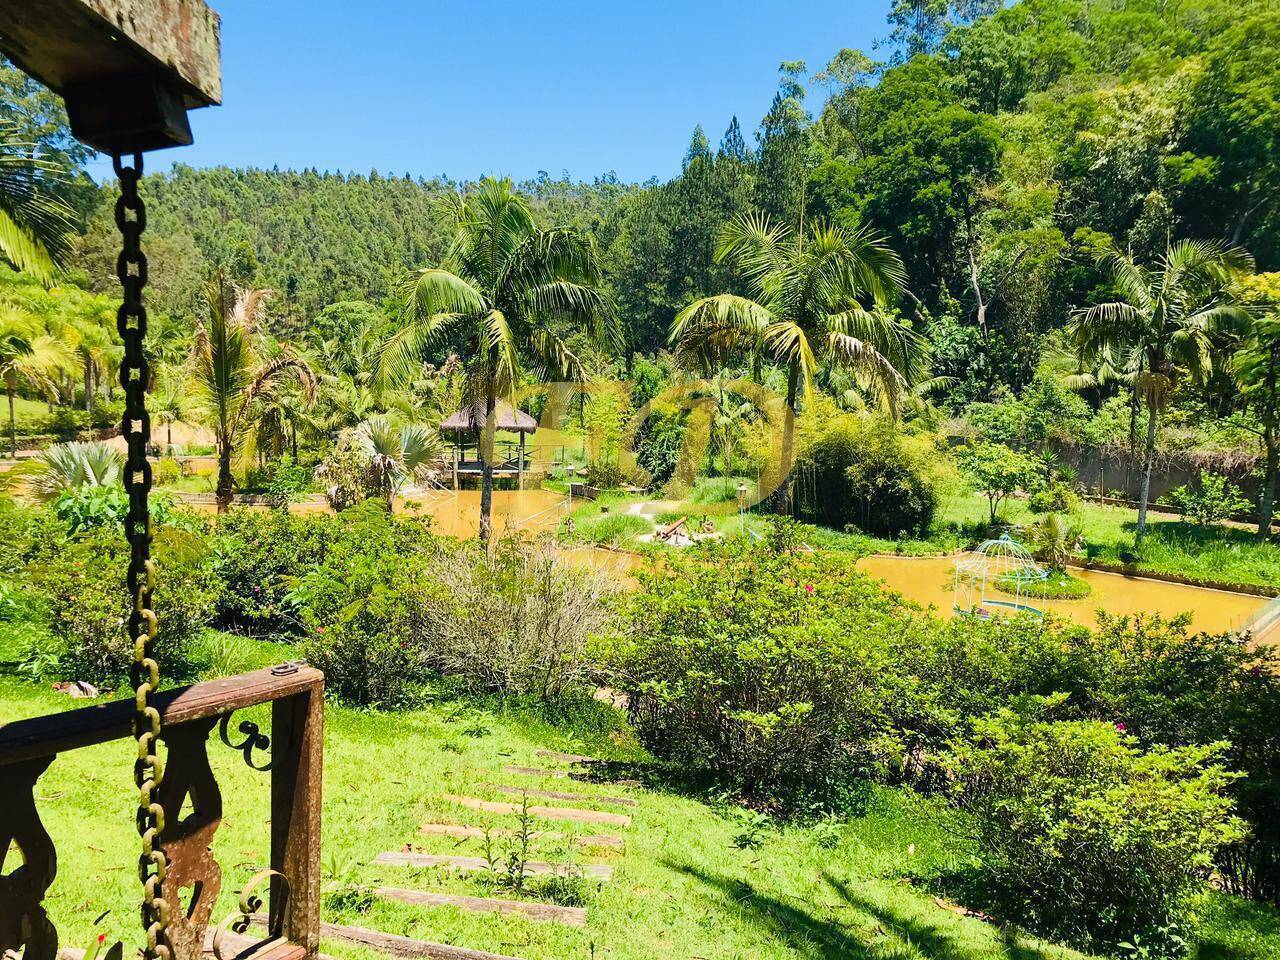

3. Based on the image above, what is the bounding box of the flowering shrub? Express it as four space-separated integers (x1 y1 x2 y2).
946 702 1245 954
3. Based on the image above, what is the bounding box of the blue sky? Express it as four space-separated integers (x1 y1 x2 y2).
90 0 892 185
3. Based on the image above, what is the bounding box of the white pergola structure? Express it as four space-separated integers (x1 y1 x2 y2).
953 533 1048 618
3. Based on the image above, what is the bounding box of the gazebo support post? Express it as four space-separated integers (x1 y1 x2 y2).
518 431 526 490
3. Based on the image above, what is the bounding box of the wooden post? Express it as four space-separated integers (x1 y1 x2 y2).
271 685 324 956
518 432 525 490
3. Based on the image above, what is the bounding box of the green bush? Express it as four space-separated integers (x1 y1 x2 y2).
210 509 335 635
294 504 441 706
946 702 1245 954
1163 470 1251 526
633 404 686 487
51 486 192 535
26 527 218 684
597 534 914 806
794 414 942 536
1027 478 1079 513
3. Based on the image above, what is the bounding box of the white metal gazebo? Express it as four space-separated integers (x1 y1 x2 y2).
953 533 1048 619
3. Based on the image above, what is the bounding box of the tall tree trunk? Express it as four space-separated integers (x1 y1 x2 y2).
1135 403 1158 544
479 381 496 544
775 364 799 517
1259 425 1278 543
215 441 233 514
84 359 92 413
6 382 15 459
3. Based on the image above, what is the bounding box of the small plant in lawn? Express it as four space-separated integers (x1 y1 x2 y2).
481 796 536 896
732 810 773 850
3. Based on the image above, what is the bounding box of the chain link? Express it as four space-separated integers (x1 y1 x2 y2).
114 151 170 960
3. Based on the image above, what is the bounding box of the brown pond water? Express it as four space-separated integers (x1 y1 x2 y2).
857 553 1274 642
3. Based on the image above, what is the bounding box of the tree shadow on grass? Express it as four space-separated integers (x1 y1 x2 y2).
666 860 1075 960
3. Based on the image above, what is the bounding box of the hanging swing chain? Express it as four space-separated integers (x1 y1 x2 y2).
114 151 171 960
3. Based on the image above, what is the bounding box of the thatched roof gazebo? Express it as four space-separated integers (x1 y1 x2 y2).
440 400 537 488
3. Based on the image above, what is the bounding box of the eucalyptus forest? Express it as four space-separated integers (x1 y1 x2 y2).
3 2 1280 960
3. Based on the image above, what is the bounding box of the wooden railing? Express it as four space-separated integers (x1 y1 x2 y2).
0 664 324 960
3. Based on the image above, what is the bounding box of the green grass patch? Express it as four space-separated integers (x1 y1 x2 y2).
1 637 1277 959
994 569 1092 601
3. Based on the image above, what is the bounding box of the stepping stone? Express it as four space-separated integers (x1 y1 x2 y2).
420 822 624 849
504 764 571 778
491 784 637 808
504 765 643 789
535 749 592 763
444 793 631 828
375 850 612 879
376 887 587 926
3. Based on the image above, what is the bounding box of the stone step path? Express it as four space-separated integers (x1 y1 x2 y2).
489 783 637 808
534 749 592 763
443 793 632 828
419 821 624 850
376 887 587 927
504 764 643 789
375 850 614 880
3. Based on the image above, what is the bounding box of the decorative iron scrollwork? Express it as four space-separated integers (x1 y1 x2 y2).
218 713 272 771
212 869 289 960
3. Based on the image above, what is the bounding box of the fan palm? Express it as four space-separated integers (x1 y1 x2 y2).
0 121 74 284
1 307 74 458
1071 240 1252 543
671 212 919 513
380 177 619 542
31 440 123 499
351 415 443 506
191 274 317 512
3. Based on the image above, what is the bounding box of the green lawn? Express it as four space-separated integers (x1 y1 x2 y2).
3 637 1276 960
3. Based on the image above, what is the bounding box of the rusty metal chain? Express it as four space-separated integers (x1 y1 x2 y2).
114 150 170 960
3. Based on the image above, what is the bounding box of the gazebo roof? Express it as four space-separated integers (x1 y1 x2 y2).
440 400 538 434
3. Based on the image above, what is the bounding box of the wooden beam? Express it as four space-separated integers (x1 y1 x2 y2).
375 888 587 927
374 851 613 880
0 0 221 151
271 683 324 954
0 665 323 765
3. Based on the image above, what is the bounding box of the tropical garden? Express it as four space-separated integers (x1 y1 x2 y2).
3 2 1280 959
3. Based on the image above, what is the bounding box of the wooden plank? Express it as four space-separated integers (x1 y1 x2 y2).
504 765 642 788
0 665 323 765
503 765 571 779
310 919 523 960
374 851 612 879
491 784 637 808
375 887 586 927
271 684 324 953
443 794 631 828
419 822 623 850
534 750 591 763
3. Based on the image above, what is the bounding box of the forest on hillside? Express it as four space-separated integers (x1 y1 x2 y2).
44 0 1279 406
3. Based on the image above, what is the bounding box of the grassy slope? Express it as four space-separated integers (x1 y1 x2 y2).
3 642 1277 960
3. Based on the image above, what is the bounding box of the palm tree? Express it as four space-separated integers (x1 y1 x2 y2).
0 121 74 284
380 177 619 542
671 212 919 513
351 415 443 507
191 274 317 512
1071 240 1252 543
31 440 123 499
0 307 74 458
